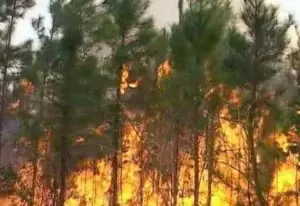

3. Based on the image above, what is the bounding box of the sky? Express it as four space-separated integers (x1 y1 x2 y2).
12 0 300 48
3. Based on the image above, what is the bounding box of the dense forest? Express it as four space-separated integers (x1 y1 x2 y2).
0 0 299 205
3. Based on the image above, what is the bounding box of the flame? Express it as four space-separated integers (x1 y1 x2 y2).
275 133 290 153
65 123 235 206
273 159 297 193
21 79 35 94
1 62 299 206
2 104 298 206
120 65 140 94
229 89 240 105
158 60 171 79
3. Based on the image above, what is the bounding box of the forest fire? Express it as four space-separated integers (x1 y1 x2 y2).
61 114 298 205
64 66 299 205
0 60 297 206
0 0 300 204
64 123 234 205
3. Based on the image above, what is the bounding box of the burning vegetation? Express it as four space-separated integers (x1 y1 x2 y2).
1 59 299 206
0 0 299 205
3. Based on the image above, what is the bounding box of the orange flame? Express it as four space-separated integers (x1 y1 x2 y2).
1 61 299 206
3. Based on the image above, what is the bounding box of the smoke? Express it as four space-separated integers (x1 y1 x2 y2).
261 68 299 107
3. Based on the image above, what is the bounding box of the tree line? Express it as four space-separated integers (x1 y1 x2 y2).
0 0 299 205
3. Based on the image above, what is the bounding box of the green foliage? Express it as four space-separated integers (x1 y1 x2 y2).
0 0 35 22
99 0 161 78
0 0 35 107
45 0 110 142
181 2 231 60
0 0 35 61
220 28 252 86
162 0 232 128
242 0 293 83
98 0 168 113
102 0 150 33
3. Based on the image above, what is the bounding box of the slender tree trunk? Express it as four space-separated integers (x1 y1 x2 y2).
111 74 122 206
52 155 59 206
31 16 56 205
58 37 76 205
174 2 183 205
296 154 299 206
248 20 267 202
247 120 266 206
30 139 39 206
247 132 266 206
30 54 48 206
111 52 125 206
139 136 144 205
172 121 180 206
58 107 70 206
247 1 267 204
193 66 202 206
194 131 200 206
247 86 267 206
0 0 17 163
247 150 252 205
178 0 183 23
206 115 215 206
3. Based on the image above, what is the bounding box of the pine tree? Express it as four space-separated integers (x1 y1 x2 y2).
0 0 35 164
171 2 183 205
238 0 293 205
168 1 231 205
18 1 60 203
38 0 109 205
98 1 162 204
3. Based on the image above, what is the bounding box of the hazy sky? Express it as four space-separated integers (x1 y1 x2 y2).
12 0 300 48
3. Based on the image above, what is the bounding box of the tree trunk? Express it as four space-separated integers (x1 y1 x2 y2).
174 2 183 205
30 139 39 206
58 107 70 206
247 114 266 205
247 1 267 203
52 156 59 206
172 121 180 206
111 61 124 206
30 18 56 205
58 34 76 205
206 115 215 206
247 85 267 206
111 79 121 206
31 47 48 206
0 0 17 163
178 0 183 23
139 136 144 205
194 132 200 206
296 155 299 206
